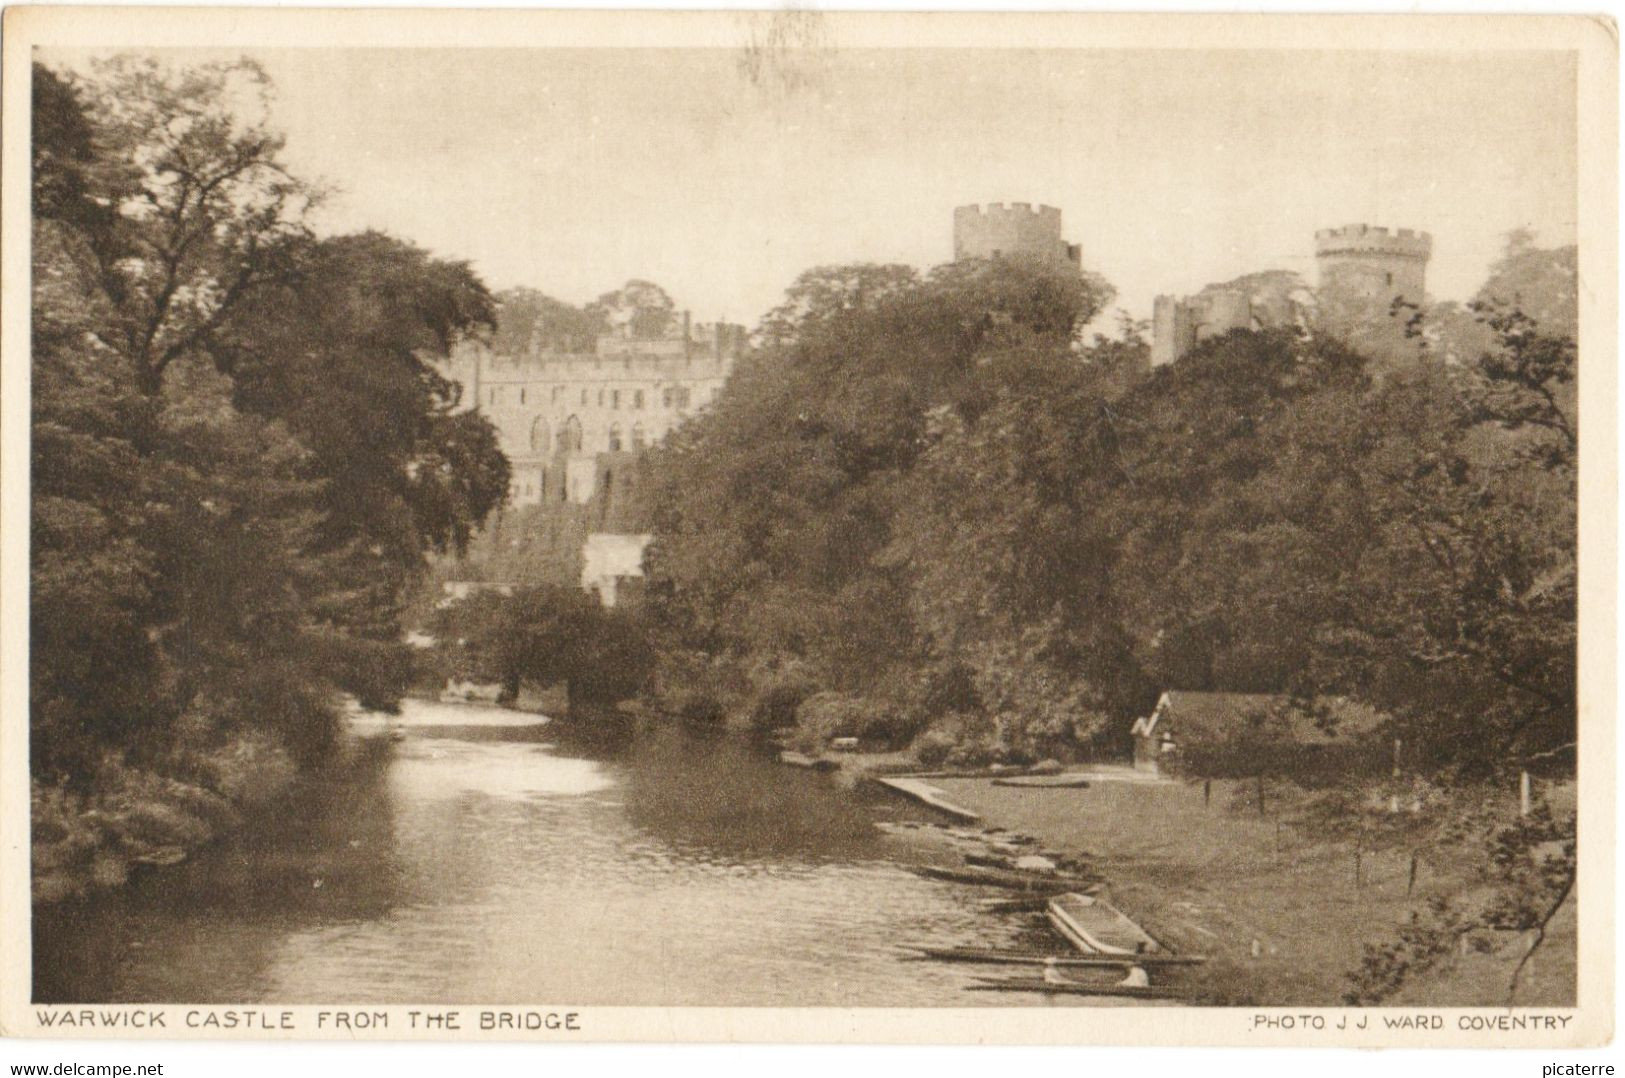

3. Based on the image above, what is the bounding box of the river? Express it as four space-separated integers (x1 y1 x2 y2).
34 698 1064 1006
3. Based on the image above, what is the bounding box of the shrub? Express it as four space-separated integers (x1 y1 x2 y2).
795 691 896 745
671 688 726 726
749 678 816 735
913 729 958 768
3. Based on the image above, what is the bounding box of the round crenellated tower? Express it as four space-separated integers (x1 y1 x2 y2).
954 202 1082 269
1314 223 1432 306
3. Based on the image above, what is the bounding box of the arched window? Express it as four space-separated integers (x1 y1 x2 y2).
559 415 583 454
529 416 551 453
631 423 646 451
608 423 623 452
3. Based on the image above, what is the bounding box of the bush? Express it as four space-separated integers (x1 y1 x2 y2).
794 692 879 745
671 688 726 726
749 679 816 735
913 729 958 768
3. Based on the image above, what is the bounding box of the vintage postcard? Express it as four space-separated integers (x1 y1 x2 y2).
0 7 1615 1049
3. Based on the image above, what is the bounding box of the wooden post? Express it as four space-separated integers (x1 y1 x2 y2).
1520 770 1531 817
1204 779 1212 807
1389 737 1403 814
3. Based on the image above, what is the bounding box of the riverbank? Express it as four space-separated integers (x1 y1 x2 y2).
839 757 1576 1007
31 723 394 907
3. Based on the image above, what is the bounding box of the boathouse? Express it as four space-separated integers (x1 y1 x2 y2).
1130 691 1385 776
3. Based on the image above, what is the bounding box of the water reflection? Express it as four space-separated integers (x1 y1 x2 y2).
35 699 1041 1006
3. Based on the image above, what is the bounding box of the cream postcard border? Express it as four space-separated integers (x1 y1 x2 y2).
0 7 1615 1047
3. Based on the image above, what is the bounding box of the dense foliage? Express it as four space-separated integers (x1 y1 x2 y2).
430 586 654 711
31 58 509 785
642 243 1577 775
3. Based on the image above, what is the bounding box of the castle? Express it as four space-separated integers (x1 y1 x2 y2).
1151 224 1433 366
446 312 747 509
443 310 746 606
447 209 1432 606
953 202 1082 269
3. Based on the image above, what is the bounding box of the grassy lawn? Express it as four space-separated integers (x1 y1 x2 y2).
929 772 1576 1007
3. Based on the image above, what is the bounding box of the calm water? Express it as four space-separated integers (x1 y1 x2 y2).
35 698 1056 1006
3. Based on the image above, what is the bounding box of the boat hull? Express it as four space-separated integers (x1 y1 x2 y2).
1046 893 1161 955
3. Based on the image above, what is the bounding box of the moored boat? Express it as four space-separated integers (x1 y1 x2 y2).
779 750 840 772
990 774 1091 789
1046 892 1161 955
966 977 1185 1001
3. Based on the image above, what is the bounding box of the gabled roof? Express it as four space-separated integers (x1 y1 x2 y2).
1136 691 1385 745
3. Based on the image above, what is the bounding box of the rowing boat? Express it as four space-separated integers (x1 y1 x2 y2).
908 864 1099 892
1046 892 1161 955
779 751 840 772
902 946 1204 967
989 775 1092 789
967 978 1186 1001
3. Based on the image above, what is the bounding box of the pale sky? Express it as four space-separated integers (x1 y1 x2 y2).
51 46 1579 331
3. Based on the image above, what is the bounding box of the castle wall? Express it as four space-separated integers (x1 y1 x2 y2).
1151 290 1253 367
1314 224 1432 305
445 317 743 509
953 202 1082 268
1153 225 1431 366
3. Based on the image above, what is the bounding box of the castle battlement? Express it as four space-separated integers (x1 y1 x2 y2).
953 202 1078 268
1314 223 1433 259
955 202 1063 221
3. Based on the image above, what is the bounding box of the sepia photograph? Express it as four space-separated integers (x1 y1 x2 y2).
0 8 1614 1049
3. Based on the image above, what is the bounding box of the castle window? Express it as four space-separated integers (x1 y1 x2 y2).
608 423 623 452
581 388 588 406
598 388 605 407
519 388 527 405
631 422 646 451
612 389 622 409
529 416 551 454
677 386 692 408
1386 272 1394 286
634 389 645 409
663 387 674 408
489 387 499 406
560 415 582 453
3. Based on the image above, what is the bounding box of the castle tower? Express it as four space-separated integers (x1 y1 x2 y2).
1314 224 1432 307
953 203 1082 269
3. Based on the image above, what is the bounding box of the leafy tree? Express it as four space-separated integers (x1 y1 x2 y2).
30 56 513 784
1310 308 1575 773
755 262 919 347
590 279 677 339
491 287 607 355
53 57 317 397
643 256 1114 739
219 231 511 646
433 587 653 712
